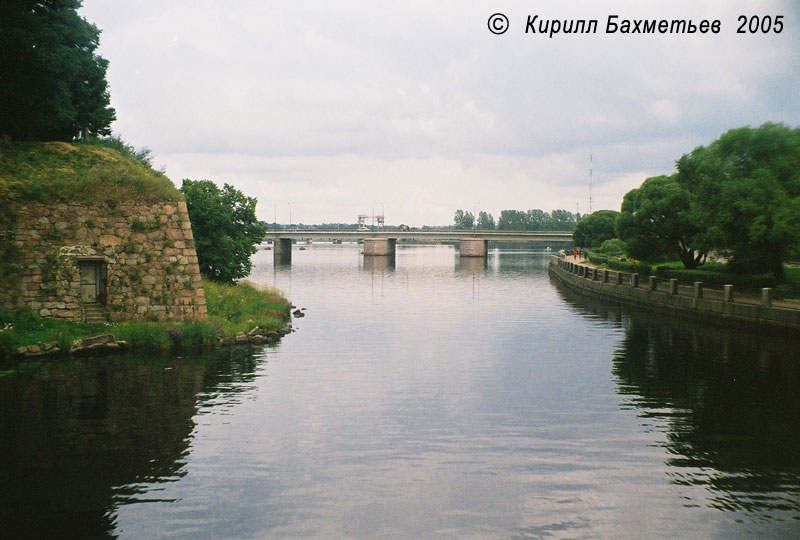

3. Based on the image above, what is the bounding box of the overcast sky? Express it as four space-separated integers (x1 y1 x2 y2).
79 0 800 226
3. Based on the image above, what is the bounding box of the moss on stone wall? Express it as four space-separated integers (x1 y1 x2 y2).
0 142 206 323
2 200 207 322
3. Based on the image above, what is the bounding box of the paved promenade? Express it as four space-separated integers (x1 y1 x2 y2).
564 255 800 310
550 255 800 329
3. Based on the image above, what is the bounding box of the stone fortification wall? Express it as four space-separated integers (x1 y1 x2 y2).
1 200 207 322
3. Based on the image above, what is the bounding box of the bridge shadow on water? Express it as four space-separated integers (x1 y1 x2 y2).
553 279 800 521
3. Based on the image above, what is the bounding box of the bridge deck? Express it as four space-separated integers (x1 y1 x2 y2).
263 230 573 243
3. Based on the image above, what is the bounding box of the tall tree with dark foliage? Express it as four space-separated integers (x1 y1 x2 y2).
0 0 115 141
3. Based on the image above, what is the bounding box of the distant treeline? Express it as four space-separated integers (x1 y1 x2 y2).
262 222 397 231
262 210 579 232
453 209 579 231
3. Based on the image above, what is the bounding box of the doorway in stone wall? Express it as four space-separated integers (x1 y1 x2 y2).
79 260 106 304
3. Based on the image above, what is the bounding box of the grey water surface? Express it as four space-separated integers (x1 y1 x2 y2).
1 246 799 539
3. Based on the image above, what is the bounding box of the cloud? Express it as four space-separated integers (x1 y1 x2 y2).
81 0 800 224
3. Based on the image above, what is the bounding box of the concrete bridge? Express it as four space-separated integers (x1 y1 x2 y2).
264 230 574 262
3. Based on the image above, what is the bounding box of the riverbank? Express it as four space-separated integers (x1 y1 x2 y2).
0 279 293 360
548 255 800 330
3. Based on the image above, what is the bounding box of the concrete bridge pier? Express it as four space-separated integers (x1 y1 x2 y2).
274 238 292 264
459 238 488 257
363 238 396 256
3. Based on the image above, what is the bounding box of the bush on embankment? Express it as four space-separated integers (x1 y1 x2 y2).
203 280 291 337
654 262 776 291
587 251 652 275
0 279 291 356
583 255 800 298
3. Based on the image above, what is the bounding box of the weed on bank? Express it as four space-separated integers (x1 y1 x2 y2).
0 280 291 356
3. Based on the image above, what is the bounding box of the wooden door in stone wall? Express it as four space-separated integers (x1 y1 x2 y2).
79 261 100 303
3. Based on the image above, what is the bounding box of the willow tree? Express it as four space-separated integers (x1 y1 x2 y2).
676 123 800 278
616 175 706 268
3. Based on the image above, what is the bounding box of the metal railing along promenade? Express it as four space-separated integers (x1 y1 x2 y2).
553 255 800 312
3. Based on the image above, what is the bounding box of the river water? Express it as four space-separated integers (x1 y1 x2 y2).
1 245 799 539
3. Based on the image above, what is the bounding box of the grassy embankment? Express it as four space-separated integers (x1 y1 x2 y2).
0 139 291 356
0 138 182 203
0 138 184 286
0 279 290 355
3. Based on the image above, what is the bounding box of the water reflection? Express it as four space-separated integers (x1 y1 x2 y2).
456 255 487 273
554 283 800 520
361 254 395 272
5 248 799 539
273 251 292 266
495 249 550 274
0 347 266 539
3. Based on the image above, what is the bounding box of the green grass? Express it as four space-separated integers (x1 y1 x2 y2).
775 266 800 298
0 309 109 352
204 280 292 337
0 140 182 205
0 139 183 284
0 279 291 356
586 251 652 275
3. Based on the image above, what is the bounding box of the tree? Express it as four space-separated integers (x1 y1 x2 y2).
0 0 115 141
453 209 475 230
526 209 551 230
598 238 627 256
497 208 577 231
477 211 495 230
573 210 619 248
549 209 577 231
616 175 706 268
497 210 527 230
181 180 268 283
676 123 800 278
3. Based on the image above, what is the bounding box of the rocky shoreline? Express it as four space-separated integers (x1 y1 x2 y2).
9 321 294 360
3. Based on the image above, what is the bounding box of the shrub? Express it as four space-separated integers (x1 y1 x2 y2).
0 308 106 353
586 250 651 275
654 265 775 290
113 323 171 351
587 251 609 265
170 322 217 348
606 258 652 275
181 180 267 283
0 279 291 356
204 279 291 337
598 238 627 256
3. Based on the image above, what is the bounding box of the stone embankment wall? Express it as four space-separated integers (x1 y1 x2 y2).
0 200 207 322
548 255 800 330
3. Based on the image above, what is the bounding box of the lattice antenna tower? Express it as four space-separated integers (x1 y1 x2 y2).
589 153 594 214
